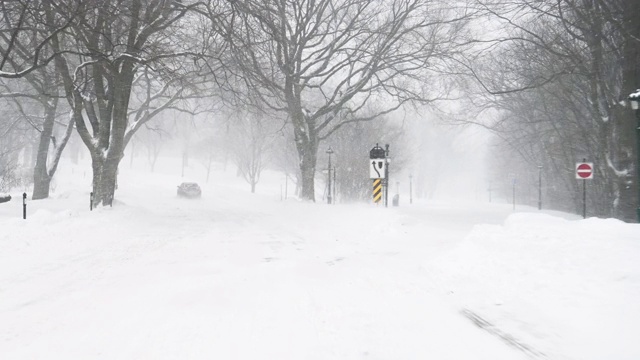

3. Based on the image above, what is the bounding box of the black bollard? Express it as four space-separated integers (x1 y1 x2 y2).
90 192 94 211
22 193 26 220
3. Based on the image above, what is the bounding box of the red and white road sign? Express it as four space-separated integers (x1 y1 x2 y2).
576 162 594 179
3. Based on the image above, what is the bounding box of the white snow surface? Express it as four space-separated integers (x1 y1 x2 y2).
1 158 639 360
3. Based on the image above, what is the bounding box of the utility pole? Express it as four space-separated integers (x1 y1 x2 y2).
333 167 337 203
409 174 413 204
538 165 542 210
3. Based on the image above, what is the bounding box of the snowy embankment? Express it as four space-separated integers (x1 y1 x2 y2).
1 158 639 359
429 213 640 360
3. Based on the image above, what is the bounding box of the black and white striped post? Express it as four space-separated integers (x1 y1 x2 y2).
369 144 387 205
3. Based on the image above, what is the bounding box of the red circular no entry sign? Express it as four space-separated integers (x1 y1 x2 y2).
576 163 593 179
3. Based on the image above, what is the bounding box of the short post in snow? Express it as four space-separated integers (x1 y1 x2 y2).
22 193 27 220
90 192 94 211
576 159 594 219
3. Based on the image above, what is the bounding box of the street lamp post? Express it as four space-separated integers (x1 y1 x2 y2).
538 165 542 210
628 91 640 222
326 147 334 205
333 167 337 203
409 174 413 204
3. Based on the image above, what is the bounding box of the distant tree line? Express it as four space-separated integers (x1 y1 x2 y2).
460 0 640 221
0 0 471 205
1 0 638 221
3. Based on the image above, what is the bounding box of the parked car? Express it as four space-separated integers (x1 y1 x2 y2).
177 182 201 198
0 194 10 204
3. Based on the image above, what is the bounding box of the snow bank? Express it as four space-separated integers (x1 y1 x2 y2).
430 213 640 360
2 156 639 360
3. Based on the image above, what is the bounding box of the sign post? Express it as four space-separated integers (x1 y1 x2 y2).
369 144 386 205
385 144 390 207
576 160 593 218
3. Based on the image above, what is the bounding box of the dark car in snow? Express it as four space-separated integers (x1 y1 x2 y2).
177 182 201 198
0 194 10 204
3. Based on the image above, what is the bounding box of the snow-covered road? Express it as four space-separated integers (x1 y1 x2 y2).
1 163 638 359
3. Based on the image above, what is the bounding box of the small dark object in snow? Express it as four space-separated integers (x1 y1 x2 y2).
0 194 11 204
392 194 399 206
177 182 201 198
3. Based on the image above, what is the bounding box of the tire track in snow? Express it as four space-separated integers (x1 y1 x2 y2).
461 308 547 359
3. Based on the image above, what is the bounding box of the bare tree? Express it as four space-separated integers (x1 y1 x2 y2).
0 104 25 191
0 69 74 200
227 109 276 193
207 0 471 201
135 122 170 173
0 0 79 78
44 0 211 206
463 0 640 220
0 0 81 199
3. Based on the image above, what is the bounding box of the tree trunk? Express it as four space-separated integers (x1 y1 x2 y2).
32 97 72 200
91 152 120 207
32 105 56 200
90 65 132 206
289 94 318 201
296 138 318 201
619 0 640 222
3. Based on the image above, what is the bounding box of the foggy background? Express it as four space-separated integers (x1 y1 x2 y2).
1 0 638 222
